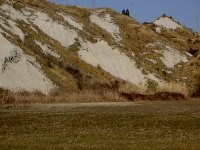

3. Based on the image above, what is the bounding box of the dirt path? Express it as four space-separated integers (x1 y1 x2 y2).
33 102 139 108
0 102 140 112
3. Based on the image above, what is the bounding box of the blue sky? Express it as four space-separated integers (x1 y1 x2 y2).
49 0 200 32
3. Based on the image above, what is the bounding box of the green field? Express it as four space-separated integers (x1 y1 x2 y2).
1 100 200 150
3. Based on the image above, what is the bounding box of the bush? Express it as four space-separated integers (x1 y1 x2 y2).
143 22 150 25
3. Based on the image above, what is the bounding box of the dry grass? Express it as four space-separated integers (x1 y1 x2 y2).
0 83 192 105
118 82 193 101
0 88 16 105
156 82 189 97
48 89 126 103
118 82 146 94
0 82 192 105
0 88 126 105
118 82 190 97
1 100 200 149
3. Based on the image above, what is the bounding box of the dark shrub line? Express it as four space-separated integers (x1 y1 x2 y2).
120 92 186 101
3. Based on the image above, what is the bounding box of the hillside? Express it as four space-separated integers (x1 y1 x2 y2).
0 0 199 97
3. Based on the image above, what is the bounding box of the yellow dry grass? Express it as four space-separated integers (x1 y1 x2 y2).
156 82 189 97
118 82 146 94
0 89 126 105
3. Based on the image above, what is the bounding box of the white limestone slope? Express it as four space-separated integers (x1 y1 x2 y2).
0 34 54 94
35 40 61 59
0 4 78 48
31 11 78 48
154 16 183 30
0 4 29 23
159 46 188 68
147 42 189 68
58 12 84 30
0 17 24 40
78 40 162 86
90 10 122 42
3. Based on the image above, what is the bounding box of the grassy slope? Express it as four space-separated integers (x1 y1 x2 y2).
1 101 200 149
0 0 199 94
0 0 119 91
184 53 200 95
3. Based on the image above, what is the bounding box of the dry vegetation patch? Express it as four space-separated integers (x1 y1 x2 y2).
120 91 186 101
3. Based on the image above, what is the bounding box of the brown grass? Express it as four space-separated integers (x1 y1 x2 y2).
0 84 192 106
0 88 16 105
48 89 126 103
118 82 146 94
0 88 126 105
0 84 191 106
156 82 189 97
2 100 200 150
120 91 186 101
117 82 192 101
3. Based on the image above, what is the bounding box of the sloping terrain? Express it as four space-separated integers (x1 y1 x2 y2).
0 0 199 96
154 15 183 30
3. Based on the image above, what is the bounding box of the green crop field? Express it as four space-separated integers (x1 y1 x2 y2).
1 100 200 150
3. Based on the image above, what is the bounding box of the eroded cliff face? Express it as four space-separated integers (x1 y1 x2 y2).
0 0 199 95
